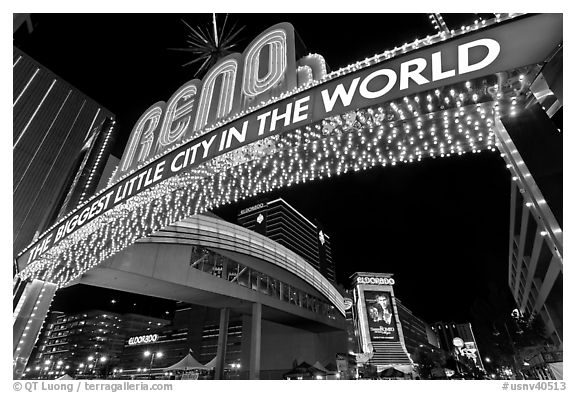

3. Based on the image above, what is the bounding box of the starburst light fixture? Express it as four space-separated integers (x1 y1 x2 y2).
170 13 245 78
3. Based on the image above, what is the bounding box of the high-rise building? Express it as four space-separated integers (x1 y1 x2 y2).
237 198 336 283
25 310 168 379
501 105 563 347
496 42 562 350
13 47 115 259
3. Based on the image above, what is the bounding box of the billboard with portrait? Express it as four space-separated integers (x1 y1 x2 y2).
363 290 399 342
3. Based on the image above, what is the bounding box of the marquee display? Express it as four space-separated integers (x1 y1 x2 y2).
364 290 399 342
17 14 562 290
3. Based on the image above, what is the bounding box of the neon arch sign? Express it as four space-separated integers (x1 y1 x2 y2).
16 15 562 287
116 23 325 180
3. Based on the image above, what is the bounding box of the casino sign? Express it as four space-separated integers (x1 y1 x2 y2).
356 276 395 286
128 334 159 346
16 14 561 292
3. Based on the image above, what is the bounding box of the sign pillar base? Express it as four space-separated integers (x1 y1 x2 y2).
13 279 57 379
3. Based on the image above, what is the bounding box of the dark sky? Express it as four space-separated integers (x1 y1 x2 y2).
14 13 512 325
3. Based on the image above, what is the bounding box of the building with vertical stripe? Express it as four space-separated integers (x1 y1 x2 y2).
13 47 115 258
500 102 563 347
237 198 336 283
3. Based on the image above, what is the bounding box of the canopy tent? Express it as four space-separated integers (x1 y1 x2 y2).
204 356 217 369
57 374 73 380
312 361 330 373
549 362 563 380
165 354 209 371
283 361 329 379
379 367 407 378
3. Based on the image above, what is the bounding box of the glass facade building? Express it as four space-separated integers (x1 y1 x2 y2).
237 198 336 283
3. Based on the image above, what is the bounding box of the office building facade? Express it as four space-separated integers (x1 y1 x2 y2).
238 198 336 283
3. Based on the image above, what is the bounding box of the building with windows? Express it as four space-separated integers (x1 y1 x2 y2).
117 303 244 378
24 310 168 379
237 198 336 283
431 321 485 371
395 299 439 356
12 47 119 361
13 47 115 260
501 101 563 347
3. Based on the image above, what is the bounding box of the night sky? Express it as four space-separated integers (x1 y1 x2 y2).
14 13 514 326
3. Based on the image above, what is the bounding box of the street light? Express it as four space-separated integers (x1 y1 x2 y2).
94 356 107 377
86 354 107 377
229 363 241 379
143 350 163 378
485 357 491 363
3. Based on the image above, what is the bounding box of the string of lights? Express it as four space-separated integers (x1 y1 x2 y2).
17 13 540 290
18 61 535 287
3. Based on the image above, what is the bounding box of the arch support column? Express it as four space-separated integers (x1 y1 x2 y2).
13 279 57 379
249 302 262 380
214 307 230 380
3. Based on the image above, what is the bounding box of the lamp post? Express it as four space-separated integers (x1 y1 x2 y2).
98 356 107 378
144 350 163 379
41 359 51 379
86 355 107 378
230 363 241 379
85 356 94 377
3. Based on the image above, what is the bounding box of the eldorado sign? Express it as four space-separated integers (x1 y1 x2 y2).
18 14 562 270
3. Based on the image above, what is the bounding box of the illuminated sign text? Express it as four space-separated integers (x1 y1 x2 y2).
128 334 159 345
